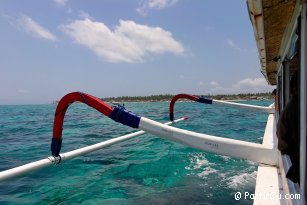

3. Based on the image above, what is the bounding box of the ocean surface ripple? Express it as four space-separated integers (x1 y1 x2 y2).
0 100 272 204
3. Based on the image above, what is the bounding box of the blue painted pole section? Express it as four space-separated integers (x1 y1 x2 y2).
197 97 213 104
109 106 141 128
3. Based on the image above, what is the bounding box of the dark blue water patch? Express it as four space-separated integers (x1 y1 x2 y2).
0 100 272 204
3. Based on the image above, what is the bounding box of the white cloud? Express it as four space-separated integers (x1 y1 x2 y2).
210 81 219 87
209 78 273 94
233 78 273 93
2 13 13 25
199 81 204 86
78 11 93 20
227 39 235 47
147 0 178 9
54 0 68 6
227 39 257 53
137 0 178 16
234 78 268 89
179 74 185 79
227 39 242 51
18 15 57 41
62 18 184 63
53 0 72 13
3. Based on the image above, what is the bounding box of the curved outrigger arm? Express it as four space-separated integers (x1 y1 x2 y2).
169 93 275 121
52 92 141 157
0 92 277 182
52 92 277 167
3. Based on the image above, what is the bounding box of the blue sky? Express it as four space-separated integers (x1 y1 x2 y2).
0 0 273 105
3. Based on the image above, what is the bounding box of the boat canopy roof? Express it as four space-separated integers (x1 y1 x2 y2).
247 0 298 85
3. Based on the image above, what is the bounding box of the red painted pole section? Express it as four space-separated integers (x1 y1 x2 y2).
169 94 199 121
53 92 113 140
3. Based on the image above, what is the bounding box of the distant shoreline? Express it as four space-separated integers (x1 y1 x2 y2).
100 92 273 103
52 93 273 104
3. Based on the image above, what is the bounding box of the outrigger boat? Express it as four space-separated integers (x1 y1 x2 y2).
0 0 306 204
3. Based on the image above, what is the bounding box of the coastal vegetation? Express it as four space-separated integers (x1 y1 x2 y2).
102 92 273 102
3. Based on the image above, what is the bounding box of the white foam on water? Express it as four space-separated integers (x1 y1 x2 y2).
194 157 210 169
226 171 257 189
197 167 218 178
220 155 231 161
185 153 213 171
247 160 257 166
184 153 219 179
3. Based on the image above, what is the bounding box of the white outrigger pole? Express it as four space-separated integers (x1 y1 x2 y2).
212 99 275 113
169 93 274 121
0 117 187 182
166 94 277 164
139 117 278 165
1 92 277 182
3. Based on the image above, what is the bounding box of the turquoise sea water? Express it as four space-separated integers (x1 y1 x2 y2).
0 100 272 205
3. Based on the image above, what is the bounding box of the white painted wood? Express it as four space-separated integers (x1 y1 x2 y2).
254 166 283 205
262 114 275 148
213 100 275 114
139 117 278 165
